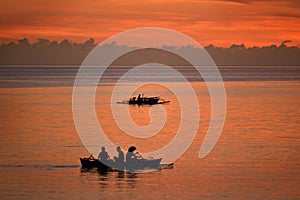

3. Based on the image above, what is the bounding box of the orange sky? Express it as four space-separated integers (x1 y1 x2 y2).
0 0 299 47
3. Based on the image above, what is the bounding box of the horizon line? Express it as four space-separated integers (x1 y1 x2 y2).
1 37 298 49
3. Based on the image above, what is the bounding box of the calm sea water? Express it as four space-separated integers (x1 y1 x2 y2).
0 65 299 199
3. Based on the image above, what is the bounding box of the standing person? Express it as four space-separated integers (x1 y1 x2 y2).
137 94 141 104
114 146 125 171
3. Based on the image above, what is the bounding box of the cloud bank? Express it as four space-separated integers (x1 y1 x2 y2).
0 38 299 66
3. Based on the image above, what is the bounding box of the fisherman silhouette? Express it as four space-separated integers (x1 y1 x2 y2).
98 147 110 165
125 146 140 170
113 146 125 171
137 94 141 104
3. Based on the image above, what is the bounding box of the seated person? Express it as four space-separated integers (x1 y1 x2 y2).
98 147 110 165
113 146 125 171
126 146 142 170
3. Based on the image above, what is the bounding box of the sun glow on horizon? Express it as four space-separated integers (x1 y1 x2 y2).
0 0 299 47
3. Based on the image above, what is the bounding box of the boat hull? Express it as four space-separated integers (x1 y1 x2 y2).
125 158 162 171
129 97 160 105
80 157 164 172
80 158 113 172
117 96 170 105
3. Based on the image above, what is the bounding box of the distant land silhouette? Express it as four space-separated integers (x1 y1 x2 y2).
0 38 299 66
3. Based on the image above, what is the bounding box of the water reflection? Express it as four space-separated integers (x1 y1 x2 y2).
126 172 138 189
117 171 125 179
93 171 139 189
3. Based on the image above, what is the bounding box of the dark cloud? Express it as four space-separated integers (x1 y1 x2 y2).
220 0 300 5
216 0 251 4
270 13 300 19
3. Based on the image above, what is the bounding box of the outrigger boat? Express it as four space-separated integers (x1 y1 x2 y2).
117 94 170 105
80 155 173 172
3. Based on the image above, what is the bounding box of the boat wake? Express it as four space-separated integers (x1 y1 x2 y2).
0 164 80 169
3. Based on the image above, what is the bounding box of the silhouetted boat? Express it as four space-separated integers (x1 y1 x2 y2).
80 157 113 172
125 158 162 171
117 94 170 105
80 156 171 172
